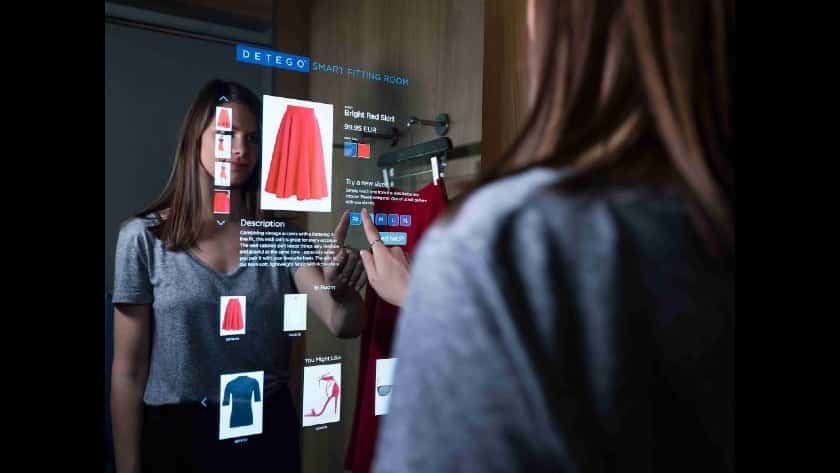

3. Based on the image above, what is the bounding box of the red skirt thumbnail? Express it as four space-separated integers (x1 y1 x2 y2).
265 105 328 200
213 191 230 214
222 298 243 331
217 108 231 129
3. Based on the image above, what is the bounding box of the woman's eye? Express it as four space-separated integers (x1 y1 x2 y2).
247 135 260 145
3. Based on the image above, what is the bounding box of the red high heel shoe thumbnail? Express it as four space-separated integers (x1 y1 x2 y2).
305 373 340 417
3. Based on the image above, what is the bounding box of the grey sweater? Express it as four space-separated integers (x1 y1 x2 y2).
372 167 734 472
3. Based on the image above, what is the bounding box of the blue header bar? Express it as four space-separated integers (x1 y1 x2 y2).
236 44 310 73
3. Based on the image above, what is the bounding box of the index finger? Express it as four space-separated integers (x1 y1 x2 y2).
333 209 350 246
360 208 388 257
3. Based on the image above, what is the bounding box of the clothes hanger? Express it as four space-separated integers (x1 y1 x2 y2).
378 137 452 189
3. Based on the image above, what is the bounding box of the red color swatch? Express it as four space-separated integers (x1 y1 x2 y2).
357 143 371 159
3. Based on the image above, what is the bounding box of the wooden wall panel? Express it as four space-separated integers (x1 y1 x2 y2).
482 0 530 172
299 1 484 472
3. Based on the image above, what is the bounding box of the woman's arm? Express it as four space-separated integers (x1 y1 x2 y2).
294 258 366 338
111 303 152 473
293 210 367 338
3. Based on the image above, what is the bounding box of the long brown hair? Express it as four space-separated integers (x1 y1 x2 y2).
135 79 264 251
469 0 734 257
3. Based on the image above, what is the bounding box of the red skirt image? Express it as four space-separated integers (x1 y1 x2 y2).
222 298 244 331
213 190 230 214
265 105 329 200
217 108 231 129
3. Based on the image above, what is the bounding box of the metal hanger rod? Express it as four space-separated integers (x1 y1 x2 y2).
393 168 440 180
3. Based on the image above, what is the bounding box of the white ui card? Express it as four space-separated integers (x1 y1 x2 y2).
301 363 341 427
219 370 263 440
215 161 231 187
215 106 233 132
375 358 398 416
283 293 307 332
215 133 231 158
219 296 246 336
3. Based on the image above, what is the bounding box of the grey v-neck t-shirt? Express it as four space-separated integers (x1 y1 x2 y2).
112 215 299 406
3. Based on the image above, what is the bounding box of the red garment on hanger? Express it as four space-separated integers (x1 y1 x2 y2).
264 105 329 200
222 298 244 331
217 109 231 129
344 181 448 473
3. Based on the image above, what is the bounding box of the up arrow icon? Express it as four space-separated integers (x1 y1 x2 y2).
219 95 229 102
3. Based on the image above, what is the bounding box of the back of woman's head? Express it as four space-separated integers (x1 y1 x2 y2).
137 79 262 251
483 0 734 257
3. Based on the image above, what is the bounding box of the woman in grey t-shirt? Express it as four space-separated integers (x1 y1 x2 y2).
111 80 367 473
